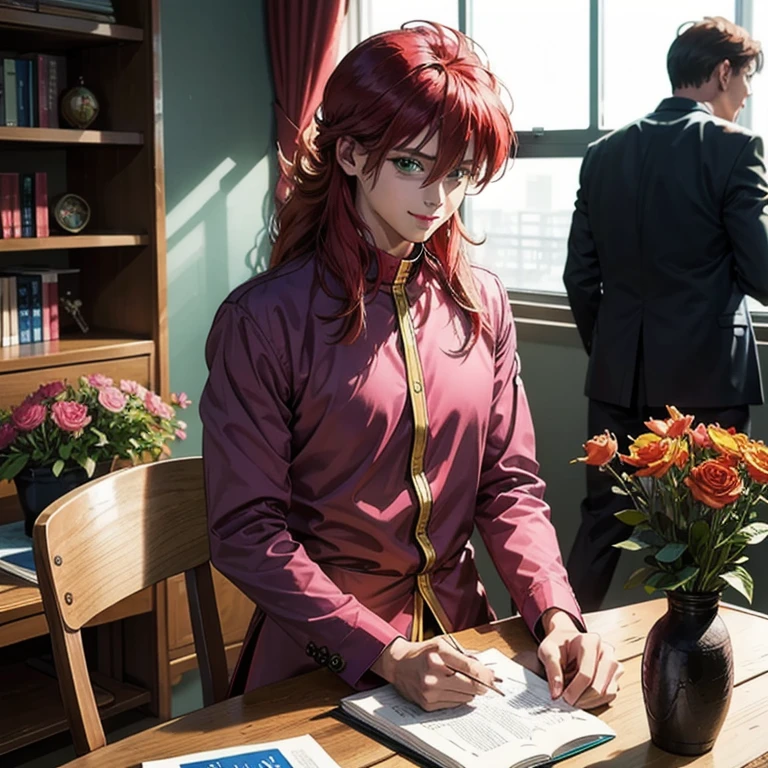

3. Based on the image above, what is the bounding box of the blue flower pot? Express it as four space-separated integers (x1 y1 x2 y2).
14 463 111 537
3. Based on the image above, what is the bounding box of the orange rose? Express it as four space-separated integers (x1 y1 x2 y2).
645 405 695 439
620 434 687 478
684 458 743 508
743 441 768 484
707 425 747 460
572 430 618 467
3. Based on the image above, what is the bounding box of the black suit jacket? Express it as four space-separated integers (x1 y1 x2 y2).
564 97 768 409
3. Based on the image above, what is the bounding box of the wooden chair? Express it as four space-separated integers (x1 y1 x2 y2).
33 456 229 755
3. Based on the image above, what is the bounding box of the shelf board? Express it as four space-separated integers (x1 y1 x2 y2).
0 127 143 146
0 661 150 755
0 234 149 252
0 7 143 44
0 332 155 374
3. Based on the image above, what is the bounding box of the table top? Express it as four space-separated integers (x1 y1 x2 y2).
64 598 768 768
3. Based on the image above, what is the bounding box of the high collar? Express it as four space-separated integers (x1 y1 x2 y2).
654 97 713 116
369 244 425 293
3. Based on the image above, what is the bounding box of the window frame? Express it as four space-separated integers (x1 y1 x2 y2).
347 0 768 343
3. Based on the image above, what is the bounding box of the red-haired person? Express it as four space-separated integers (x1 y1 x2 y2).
200 22 621 712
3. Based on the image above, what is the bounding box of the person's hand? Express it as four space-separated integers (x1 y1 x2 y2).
371 636 497 711
537 609 623 709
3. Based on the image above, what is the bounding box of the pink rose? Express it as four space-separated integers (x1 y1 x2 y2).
27 380 66 404
0 423 17 450
51 401 92 433
87 374 113 388
12 401 47 431
144 392 175 420
98 386 127 413
175 429 187 440
171 392 192 409
120 379 148 400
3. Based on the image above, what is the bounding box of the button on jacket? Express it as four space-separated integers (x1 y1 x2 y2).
200 248 582 693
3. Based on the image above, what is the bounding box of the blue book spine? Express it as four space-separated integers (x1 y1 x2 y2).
20 172 34 237
28 275 42 343
16 275 32 344
16 59 30 128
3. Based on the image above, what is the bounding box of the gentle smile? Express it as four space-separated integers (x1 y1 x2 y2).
409 212 439 222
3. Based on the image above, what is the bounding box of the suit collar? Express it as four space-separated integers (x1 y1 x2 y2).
654 97 713 115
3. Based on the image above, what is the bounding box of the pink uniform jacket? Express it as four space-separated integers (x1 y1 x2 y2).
200 247 583 694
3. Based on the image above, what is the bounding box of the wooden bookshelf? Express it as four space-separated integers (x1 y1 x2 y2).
0 127 143 145
0 234 148 251
0 0 171 759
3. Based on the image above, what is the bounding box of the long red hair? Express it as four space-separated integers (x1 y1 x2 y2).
270 22 515 343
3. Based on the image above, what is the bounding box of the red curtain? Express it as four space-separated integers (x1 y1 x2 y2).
266 0 347 205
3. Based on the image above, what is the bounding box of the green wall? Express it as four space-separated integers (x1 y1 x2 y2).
160 0 275 455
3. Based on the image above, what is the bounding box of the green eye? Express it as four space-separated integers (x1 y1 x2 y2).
392 157 424 174
447 168 471 181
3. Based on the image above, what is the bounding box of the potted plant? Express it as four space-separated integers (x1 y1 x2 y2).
0 375 191 536
573 406 768 756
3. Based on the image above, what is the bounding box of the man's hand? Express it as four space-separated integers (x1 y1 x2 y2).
537 609 623 709
371 637 497 712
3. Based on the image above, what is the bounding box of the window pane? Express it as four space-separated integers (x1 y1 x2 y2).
470 0 589 131
361 0 458 37
466 158 582 293
751 3 768 141
602 1 736 129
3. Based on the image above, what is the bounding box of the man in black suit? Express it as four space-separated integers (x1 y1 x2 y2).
564 16 768 611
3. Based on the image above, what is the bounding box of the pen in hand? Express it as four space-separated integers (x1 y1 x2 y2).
443 632 505 696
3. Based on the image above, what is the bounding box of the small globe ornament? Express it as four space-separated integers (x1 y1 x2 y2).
61 77 99 129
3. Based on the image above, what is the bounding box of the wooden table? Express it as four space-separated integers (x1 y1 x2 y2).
64 599 768 768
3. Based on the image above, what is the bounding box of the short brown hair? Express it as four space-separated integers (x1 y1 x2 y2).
667 16 763 90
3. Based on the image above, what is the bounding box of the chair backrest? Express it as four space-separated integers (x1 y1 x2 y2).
34 456 229 755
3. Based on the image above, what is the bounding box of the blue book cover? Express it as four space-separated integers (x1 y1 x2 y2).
26 273 42 342
16 59 30 128
0 521 36 584
181 748 294 768
16 274 32 344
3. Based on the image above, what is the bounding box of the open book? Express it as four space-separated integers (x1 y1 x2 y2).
0 521 37 584
340 647 615 768
142 734 341 768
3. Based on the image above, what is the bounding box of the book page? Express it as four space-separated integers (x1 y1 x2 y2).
342 648 614 768
142 734 342 768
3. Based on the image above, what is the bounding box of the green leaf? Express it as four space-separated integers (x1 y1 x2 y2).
655 543 688 564
654 566 699 592
0 452 29 481
689 520 710 559
77 455 97 478
614 538 646 551
624 567 655 590
733 556 749 564
52 459 65 477
732 522 768 547
611 485 629 496
720 566 754 604
59 442 72 460
614 509 647 526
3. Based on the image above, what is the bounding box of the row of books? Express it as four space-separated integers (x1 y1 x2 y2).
0 266 78 346
0 171 49 238
1 54 67 129
0 1 116 24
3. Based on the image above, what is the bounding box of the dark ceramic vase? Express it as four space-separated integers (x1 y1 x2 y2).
642 591 733 755
14 463 111 537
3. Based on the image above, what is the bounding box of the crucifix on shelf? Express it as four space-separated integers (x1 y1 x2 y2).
61 292 89 334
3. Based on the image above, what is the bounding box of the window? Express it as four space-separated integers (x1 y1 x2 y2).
467 158 582 294
601 1 736 129
469 0 590 132
344 1 764 300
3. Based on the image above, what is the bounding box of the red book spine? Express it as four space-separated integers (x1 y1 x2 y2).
9 173 21 238
49 276 59 340
0 174 12 238
34 171 49 237
37 54 49 129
